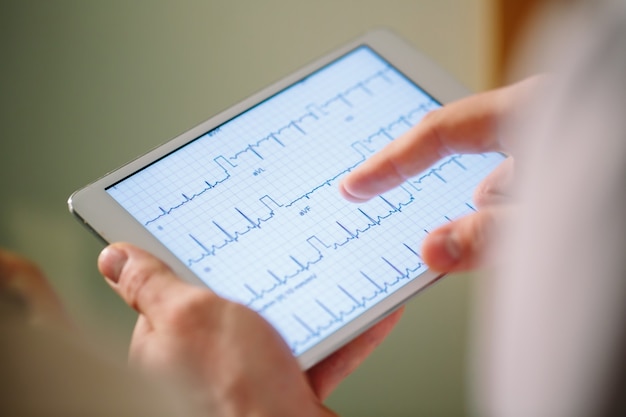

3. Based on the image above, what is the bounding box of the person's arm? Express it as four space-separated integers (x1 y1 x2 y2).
98 243 403 417
339 77 542 272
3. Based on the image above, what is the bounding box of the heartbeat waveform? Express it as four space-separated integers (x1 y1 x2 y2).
242 219 424 309
186 196 281 265
108 47 506 361
241 186 459 312
143 66 429 226
287 242 425 353
285 102 436 208
214 151 495 310
148 170 231 226
185 150 472 270
305 66 392 116
145 101 434 247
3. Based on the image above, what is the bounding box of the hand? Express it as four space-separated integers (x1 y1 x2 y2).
98 243 402 417
0 248 71 327
339 77 542 272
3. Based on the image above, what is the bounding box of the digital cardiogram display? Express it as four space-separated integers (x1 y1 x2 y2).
107 46 505 355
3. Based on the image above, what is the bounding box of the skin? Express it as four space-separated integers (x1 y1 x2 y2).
1 76 541 416
340 77 542 273
1 244 401 416
0 248 71 327
97 243 403 417
91 77 541 415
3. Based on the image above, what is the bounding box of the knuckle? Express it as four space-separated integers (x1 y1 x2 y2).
180 289 217 313
473 182 492 207
163 289 218 327
421 107 441 125
119 268 152 311
118 260 167 311
473 157 515 208
387 153 411 183
421 109 450 157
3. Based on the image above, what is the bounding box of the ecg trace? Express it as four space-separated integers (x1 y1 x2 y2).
107 46 506 356
143 65 406 227
152 106 437 267
184 152 481 304
290 243 426 351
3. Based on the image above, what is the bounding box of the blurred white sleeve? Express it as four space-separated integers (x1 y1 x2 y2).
473 1 626 416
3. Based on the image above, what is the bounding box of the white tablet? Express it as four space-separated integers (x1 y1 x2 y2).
69 29 504 369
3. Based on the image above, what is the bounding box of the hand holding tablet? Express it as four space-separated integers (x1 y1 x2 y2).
69 29 505 369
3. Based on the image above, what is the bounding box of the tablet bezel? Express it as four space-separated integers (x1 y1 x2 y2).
68 28 470 370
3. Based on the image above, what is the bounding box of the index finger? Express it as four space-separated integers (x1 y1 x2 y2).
339 78 538 202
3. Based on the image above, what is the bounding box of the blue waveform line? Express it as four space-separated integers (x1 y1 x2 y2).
284 150 366 207
185 152 476 274
322 186 415 250
232 150 497 308
242 191 446 309
305 66 392 116
229 115 312 163
187 148 476 266
285 102 436 208
246 240 325 308
242 227 423 309
409 155 468 191
143 66 414 226
358 102 435 150
146 169 232 226
181 108 436 265
288 243 424 353
186 197 280 265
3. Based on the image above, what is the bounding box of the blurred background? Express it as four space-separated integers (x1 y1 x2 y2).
0 1 537 415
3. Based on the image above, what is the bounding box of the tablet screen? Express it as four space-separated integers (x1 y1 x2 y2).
106 46 504 356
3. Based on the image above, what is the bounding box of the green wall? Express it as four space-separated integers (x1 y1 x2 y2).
0 1 490 415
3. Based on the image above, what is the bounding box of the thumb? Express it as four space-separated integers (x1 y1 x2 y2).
98 243 196 319
422 206 510 273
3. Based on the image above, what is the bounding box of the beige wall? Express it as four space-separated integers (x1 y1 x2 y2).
0 1 495 415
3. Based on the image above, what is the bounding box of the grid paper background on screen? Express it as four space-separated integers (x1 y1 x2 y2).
107 46 505 355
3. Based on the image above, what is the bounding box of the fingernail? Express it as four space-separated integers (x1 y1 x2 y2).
338 182 357 201
99 246 128 284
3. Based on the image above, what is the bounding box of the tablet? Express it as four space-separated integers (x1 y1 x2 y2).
69 29 505 369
